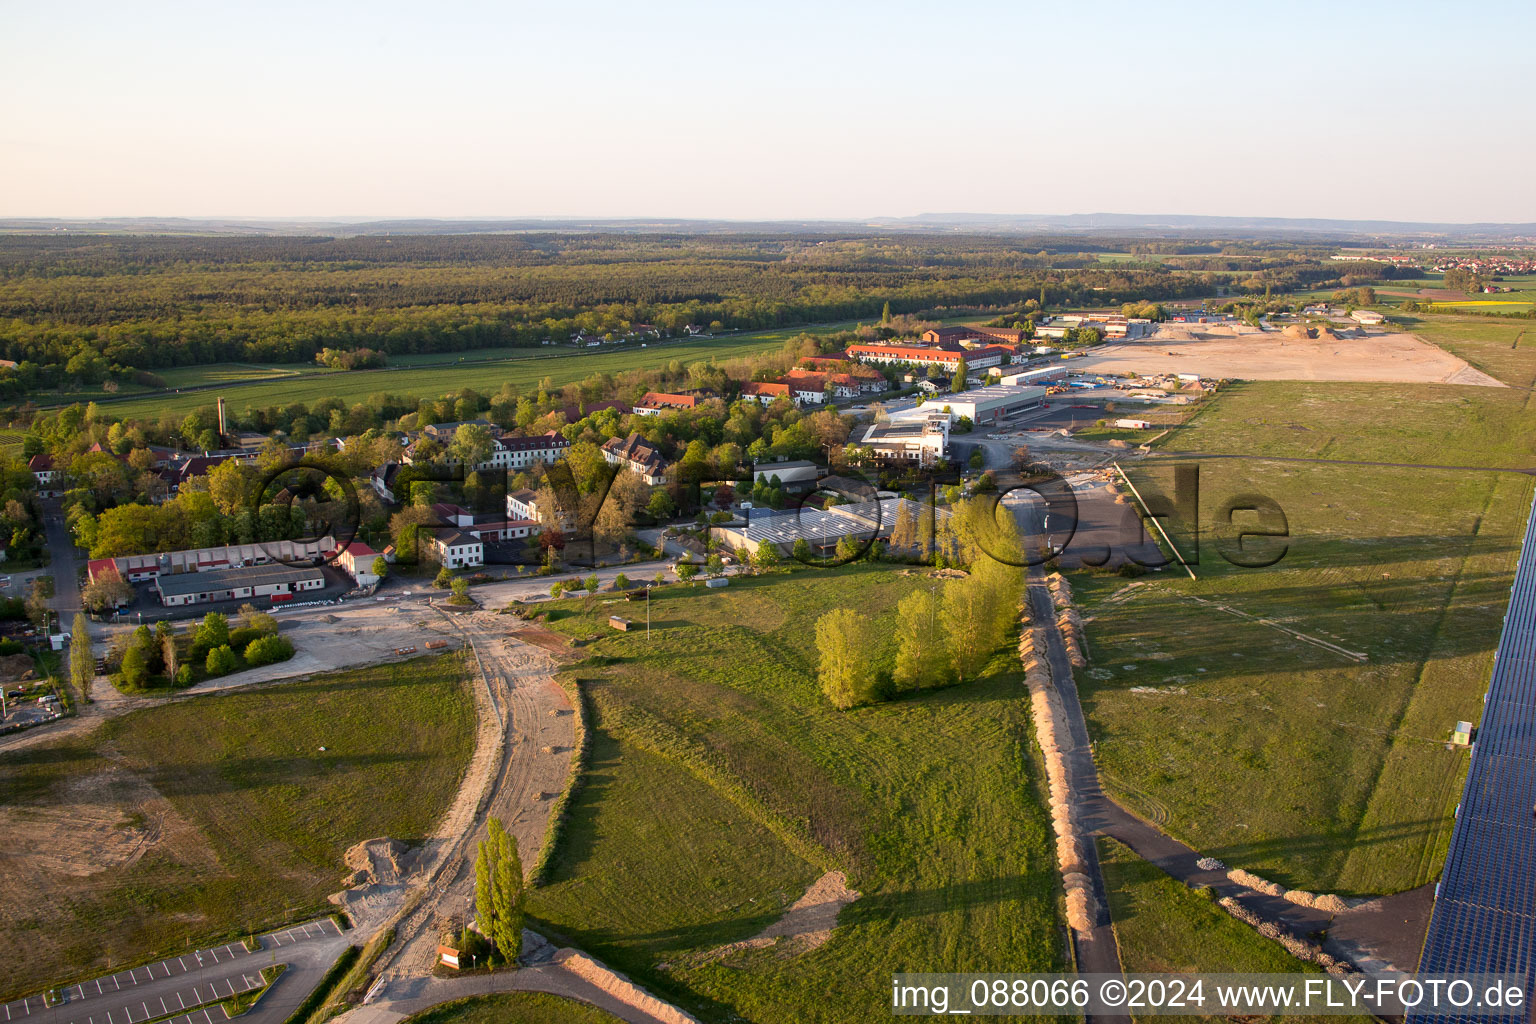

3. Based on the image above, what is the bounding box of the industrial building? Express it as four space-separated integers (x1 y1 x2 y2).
154 564 326 608
714 498 951 555
90 537 339 584
857 414 950 466
999 366 1067 386
909 383 1046 427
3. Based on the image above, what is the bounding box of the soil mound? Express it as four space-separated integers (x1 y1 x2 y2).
0 653 36 681
342 837 412 886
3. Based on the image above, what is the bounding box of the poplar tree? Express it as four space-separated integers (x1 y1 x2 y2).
69 612 93 701
816 608 876 709
473 818 524 965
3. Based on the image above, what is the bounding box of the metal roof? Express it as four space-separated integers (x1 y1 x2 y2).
155 564 324 597
1412 485 1536 1022
740 498 949 547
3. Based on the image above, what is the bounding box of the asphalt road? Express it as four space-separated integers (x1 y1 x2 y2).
39 499 83 625
3 920 349 1024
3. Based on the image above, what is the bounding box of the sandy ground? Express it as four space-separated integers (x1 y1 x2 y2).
1071 325 1504 386
689 870 859 965
351 611 576 984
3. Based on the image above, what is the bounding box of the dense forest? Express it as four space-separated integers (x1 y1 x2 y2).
0 232 1391 397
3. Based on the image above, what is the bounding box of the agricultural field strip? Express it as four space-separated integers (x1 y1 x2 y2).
1 920 339 1024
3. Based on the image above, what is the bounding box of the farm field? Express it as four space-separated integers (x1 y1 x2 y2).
74 318 901 422
0 653 476 1000
403 993 622 1024
157 362 310 387
1075 356 1536 896
524 564 1060 1023
1097 838 1373 1024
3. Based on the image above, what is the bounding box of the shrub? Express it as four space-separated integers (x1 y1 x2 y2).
227 627 264 653
434 567 454 589
192 612 229 658
205 645 238 676
175 665 194 686
0 638 22 655
243 634 294 667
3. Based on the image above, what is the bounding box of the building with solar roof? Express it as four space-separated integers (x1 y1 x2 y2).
712 497 949 556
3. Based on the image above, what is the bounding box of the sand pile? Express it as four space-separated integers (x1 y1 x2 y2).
1159 328 1198 342
342 837 413 886
1282 324 1315 341
1020 617 1097 934
556 951 701 1024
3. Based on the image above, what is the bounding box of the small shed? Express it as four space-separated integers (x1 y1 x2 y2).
1452 721 1474 747
438 945 462 969
609 615 631 631
705 577 729 589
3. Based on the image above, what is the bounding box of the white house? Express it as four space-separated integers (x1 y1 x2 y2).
432 530 484 569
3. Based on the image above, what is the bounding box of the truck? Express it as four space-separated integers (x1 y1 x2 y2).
1113 418 1154 430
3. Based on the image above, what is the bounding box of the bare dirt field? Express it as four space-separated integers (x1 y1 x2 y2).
1073 325 1504 386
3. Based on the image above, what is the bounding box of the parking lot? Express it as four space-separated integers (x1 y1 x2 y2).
1 920 345 1024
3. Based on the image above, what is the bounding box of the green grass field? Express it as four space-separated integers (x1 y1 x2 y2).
1400 315 1534 387
523 564 1060 1023
59 318 902 421
157 363 308 387
403 993 622 1024
0 653 476 1000
1097 838 1372 1024
0 428 25 455
1074 347 1536 895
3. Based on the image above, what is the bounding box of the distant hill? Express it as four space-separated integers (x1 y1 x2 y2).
1 213 1532 242
869 212 1536 242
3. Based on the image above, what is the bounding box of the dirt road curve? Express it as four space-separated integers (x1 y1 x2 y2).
368 612 574 983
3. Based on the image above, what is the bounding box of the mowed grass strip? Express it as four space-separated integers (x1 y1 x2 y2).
70 319 887 421
403 993 623 1024
1076 373 1534 894
0 653 476 1000
526 565 1061 1024
1097 838 1374 1024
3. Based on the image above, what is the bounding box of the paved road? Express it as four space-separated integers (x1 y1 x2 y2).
39 500 83 625
3 920 349 1024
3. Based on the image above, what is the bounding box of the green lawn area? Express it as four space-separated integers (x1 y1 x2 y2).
1097 838 1373 1024
403 993 622 1024
65 318 895 422
1073 361 1536 896
0 653 476 1000
524 564 1061 1023
0 428 26 455
1401 314 1535 387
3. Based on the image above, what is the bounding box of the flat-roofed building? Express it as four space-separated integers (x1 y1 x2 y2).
914 383 1046 427
155 564 326 607
856 414 950 466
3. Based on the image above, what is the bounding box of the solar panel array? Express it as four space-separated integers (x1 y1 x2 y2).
741 498 948 548
1412 486 1536 1023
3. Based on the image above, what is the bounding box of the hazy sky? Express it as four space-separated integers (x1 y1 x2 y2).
4 0 1533 222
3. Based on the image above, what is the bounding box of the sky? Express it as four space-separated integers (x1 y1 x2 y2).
3 0 1533 223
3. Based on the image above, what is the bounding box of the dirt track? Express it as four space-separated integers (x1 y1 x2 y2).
365 612 574 981
1072 325 1504 386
